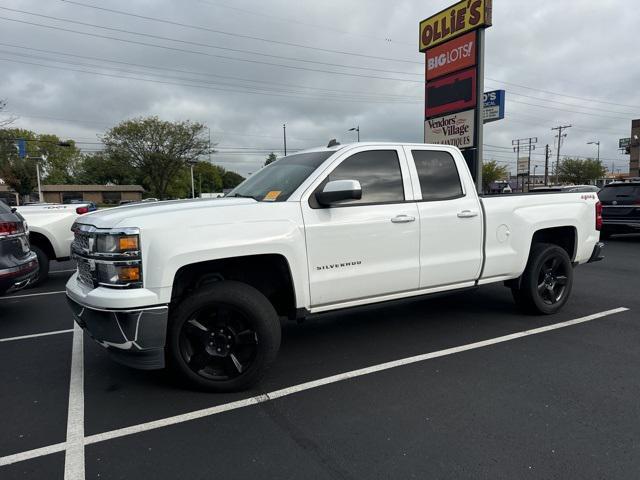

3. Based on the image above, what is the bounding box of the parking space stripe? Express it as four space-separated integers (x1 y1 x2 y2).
83 307 629 445
0 329 73 343
0 442 67 467
0 290 66 300
0 306 630 470
64 323 85 480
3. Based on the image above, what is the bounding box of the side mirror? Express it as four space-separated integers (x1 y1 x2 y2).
316 180 362 206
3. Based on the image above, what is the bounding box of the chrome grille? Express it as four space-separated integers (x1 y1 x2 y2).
73 230 91 253
75 257 95 287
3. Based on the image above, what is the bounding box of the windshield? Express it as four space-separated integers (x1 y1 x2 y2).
228 151 334 202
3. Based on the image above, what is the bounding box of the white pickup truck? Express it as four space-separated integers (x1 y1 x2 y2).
17 203 92 285
66 142 604 392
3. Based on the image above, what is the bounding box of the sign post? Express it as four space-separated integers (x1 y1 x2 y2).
420 0 493 193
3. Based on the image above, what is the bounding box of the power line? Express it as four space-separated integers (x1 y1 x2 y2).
58 0 420 65
0 44 419 102
0 8 422 77
190 0 415 46
0 16 423 84
486 77 640 110
0 57 420 105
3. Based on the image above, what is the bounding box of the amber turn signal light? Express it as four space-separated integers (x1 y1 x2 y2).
117 266 141 282
118 236 139 251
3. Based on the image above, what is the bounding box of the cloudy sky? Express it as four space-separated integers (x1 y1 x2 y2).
0 0 637 176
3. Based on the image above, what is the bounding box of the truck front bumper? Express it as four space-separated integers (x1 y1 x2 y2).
66 295 169 369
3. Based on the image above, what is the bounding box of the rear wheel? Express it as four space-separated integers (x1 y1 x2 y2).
167 281 281 392
28 245 49 287
511 243 573 315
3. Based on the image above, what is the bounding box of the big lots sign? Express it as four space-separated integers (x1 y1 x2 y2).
426 31 477 80
419 0 492 51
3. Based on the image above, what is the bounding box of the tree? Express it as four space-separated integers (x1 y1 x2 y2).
557 157 606 185
0 129 38 198
482 160 509 193
194 161 224 194
222 170 245 189
264 152 277 166
102 117 211 199
75 152 138 185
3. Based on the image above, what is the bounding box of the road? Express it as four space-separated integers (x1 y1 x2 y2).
0 236 638 479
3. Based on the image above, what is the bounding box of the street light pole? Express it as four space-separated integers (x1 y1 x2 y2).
587 141 600 163
283 124 287 156
349 126 360 142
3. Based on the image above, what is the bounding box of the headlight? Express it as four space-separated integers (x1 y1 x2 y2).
96 262 142 287
71 224 143 289
96 234 139 255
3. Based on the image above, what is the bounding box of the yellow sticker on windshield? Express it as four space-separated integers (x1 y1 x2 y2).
264 191 282 202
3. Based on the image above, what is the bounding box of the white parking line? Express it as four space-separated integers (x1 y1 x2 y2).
0 306 630 470
0 290 66 300
64 323 85 480
0 329 73 343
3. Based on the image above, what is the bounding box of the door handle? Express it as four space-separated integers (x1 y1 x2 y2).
391 215 416 223
457 210 478 218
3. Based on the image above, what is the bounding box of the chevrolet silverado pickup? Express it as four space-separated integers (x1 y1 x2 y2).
66 142 604 392
16 203 91 285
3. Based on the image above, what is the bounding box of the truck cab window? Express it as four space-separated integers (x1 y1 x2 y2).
412 150 463 201
327 150 404 205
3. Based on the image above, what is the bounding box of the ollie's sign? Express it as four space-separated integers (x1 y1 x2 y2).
426 31 477 80
419 0 492 51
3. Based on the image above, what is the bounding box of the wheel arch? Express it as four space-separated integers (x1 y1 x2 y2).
29 231 56 259
170 253 298 319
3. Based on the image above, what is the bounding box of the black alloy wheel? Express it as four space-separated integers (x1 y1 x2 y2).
168 281 281 392
511 243 574 315
536 256 569 306
179 304 258 381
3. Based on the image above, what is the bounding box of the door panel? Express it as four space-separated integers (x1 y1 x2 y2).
406 148 483 288
301 147 420 307
303 203 420 306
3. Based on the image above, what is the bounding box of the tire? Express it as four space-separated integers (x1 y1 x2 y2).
28 245 50 288
511 243 573 315
167 281 281 392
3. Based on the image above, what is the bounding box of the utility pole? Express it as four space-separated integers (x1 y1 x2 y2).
513 137 537 192
512 138 522 192
544 144 551 186
283 123 287 156
552 125 572 184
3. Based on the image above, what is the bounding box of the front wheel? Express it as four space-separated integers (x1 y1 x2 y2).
511 243 574 315
167 281 281 392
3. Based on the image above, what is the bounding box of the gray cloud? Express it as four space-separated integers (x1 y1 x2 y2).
0 0 637 176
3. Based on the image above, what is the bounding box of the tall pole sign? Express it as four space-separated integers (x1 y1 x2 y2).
420 0 492 192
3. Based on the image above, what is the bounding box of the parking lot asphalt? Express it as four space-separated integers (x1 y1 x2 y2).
0 238 639 479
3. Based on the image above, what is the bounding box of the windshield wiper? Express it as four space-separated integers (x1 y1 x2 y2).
226 193 260 201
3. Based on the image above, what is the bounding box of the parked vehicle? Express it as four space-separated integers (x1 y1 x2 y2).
68 199 98 211
0 202 38 295
16 203 91 285
66 143 603 392
598 180 640 238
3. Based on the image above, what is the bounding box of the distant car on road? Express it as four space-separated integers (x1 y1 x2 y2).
598 181 640 239
0 201 38 295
